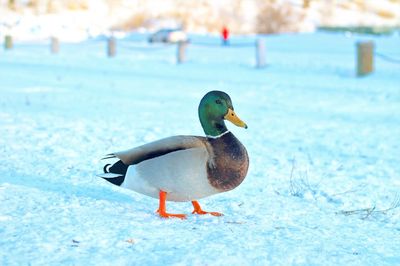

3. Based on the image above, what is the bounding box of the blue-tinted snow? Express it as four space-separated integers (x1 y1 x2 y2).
0 32 399 265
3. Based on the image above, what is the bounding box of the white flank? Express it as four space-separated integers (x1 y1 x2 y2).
121 147 219 202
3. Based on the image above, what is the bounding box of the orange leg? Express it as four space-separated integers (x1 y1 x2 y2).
156 190 186 219
191 200 223 216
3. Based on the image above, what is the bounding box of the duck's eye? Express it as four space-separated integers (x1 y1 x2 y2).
215 99 222 105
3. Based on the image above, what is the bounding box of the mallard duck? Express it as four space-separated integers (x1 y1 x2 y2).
99 91 249 219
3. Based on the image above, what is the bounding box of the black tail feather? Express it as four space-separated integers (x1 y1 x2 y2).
102 175 125 186
102 153 116 160
108 160 128 176
100 160 128 186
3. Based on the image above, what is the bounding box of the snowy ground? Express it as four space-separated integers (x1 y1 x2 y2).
0 32 399 265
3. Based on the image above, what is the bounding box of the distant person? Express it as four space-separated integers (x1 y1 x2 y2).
222 26 229 46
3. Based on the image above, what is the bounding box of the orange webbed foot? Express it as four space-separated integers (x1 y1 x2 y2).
156 209 187 219
192 210 223 216
157 190 187 219
191 201 223 216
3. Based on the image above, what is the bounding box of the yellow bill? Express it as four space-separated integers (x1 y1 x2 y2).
224 108 248 129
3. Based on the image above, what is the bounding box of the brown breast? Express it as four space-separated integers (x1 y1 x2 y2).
206 132 249 191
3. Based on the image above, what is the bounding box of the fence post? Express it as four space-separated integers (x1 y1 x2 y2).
51 37 59 54
177 41 187 63
4 35 13 50
356 41 374 77
256 38 266 68
107 36 116 57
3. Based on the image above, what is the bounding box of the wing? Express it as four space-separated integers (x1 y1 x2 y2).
103 135 207 165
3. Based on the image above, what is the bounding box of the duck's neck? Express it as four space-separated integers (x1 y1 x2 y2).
199 115 228 137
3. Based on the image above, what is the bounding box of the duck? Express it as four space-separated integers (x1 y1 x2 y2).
99 90 249 219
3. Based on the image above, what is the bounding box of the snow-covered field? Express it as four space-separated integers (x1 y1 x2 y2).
0 32 399 265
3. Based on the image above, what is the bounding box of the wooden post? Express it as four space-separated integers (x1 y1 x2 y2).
177 41 187 63
107 37 116 57
256 38 266 68
303 0 310 8
51 37 59 54
4 35 13 50
356 41 374 77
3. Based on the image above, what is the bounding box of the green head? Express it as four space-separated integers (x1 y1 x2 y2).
198 91 247 137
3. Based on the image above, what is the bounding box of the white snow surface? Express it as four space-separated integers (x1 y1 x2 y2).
0 33 399 265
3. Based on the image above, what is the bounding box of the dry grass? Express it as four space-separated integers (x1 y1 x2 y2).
338 194 400 220
24 0 89 13
375 9 397 19
5 0 399 33
256 1 308 34
115 0 315 34
113 13 150 31
115 0 245 33
65 0 89 11
288 157 321 198
288 157 400 221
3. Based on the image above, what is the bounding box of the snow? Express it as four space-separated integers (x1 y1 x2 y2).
0 32 400 265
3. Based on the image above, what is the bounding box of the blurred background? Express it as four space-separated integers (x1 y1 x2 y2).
1 0 399 41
